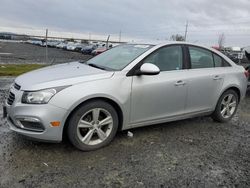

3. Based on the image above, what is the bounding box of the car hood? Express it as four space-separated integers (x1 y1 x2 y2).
15 61 114 91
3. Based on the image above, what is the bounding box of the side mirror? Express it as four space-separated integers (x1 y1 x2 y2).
137 63 160 75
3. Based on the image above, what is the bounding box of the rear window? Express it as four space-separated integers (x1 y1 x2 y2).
213 53 231 67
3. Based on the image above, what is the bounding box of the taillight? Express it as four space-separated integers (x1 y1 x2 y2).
244 70 249 78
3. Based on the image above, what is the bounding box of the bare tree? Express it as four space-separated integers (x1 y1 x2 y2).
170 34 185 41
218 33 225 49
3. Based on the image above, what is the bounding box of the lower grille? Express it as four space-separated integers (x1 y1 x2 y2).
8 116 45 132
7 92 15 105
19 120 45 132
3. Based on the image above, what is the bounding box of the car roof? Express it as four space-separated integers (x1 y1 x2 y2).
128 40 207 48
127 41 221 53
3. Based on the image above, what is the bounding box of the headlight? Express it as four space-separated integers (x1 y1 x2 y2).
22 86 68 104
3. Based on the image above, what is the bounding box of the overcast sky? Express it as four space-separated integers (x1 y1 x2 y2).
0 0 250 46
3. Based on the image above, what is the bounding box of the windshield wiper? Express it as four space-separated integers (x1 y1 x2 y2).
87 63 106 70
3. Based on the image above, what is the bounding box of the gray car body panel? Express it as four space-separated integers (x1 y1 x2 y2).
5 42 248 142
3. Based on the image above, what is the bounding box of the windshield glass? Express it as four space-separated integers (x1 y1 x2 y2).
86 44 153 70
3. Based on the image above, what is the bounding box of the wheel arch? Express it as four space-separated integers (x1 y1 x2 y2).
62 97 124 139
221 86 241 101
212 86 241 122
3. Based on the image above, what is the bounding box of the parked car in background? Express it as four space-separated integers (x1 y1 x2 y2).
66 42 77 51
91 47 107 56
245 65 250 89
244 46 250 88
221 46 249 64
31 40 42 46
47 41 60 48
224 51 239 63
244 46 250 61
56 42 67 49
81 45 97 55
3 42 248 151
74 44 86 52
91 43 114 56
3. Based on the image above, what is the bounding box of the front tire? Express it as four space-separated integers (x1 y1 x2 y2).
212 89 239 122
67 100 118 151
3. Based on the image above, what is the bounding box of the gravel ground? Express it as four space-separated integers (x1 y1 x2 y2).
0 42 250 187
0 80 250 188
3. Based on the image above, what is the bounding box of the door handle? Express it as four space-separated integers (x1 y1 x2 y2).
175 80 186 86
213 75 222 80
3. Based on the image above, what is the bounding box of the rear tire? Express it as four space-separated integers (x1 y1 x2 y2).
67 100 118 151
212 89 239 122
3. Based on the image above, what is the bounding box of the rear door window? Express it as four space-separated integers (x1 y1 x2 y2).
189 46 214 69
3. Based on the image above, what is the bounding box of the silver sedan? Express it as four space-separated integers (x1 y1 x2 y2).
4 42 248 151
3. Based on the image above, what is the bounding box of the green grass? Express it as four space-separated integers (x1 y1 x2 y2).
0 64 47 76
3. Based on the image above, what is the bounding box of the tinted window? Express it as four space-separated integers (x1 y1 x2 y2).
214 53 223 67
213 53 231 67
189 46 213 69
143 45 183 71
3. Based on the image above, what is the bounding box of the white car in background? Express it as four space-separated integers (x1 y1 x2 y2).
66 42 78 51
56 42 67 49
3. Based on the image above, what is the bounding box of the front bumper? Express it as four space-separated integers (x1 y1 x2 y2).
5 88 68 142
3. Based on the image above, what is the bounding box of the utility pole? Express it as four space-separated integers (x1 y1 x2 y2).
106 35 110 49
119 30 121 42
45 29 48 63
184 21 188 41
89 33 91 41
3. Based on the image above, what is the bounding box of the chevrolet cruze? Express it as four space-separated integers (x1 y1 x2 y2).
3 42 248 151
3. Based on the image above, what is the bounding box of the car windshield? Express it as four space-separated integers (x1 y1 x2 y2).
85 44 153 70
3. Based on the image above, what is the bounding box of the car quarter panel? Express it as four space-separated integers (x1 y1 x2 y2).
219 65 247 101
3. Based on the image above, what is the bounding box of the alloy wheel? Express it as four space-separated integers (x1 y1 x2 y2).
220 93 237 119
77 108 113 145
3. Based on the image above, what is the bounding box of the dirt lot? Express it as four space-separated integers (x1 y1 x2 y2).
0 42 250 187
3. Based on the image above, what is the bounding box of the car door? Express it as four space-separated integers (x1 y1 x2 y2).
184 45 225 113
130 45 188 124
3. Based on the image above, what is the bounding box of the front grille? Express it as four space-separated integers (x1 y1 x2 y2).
14 83 21 90
7 92 15 105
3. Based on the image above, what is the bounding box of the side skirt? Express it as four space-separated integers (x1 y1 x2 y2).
122 109 213 130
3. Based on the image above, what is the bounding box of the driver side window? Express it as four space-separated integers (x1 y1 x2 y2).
143 45 183 71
